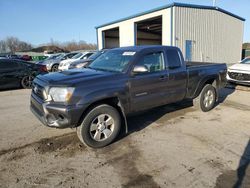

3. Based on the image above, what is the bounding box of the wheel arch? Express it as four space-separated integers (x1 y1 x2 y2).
193 75 220 100
76 97 128 133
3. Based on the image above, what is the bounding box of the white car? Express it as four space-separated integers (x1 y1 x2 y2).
227 57 250 86
58 52 94 71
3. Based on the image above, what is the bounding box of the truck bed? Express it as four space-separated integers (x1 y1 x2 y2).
185 61 227 99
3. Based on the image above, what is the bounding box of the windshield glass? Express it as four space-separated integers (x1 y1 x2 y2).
88 50 135 72
55 54 65 59
46 54 61 60
72 53 83 59
241 58 250 64
88 51 105 60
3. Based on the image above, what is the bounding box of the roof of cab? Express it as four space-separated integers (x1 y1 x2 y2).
110 45 179 52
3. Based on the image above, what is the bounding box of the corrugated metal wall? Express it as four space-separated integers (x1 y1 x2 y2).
174 7 244 64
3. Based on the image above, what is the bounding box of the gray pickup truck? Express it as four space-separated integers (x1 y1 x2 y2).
30 46 227 148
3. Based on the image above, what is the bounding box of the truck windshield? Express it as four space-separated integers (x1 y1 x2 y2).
241 58 250 64
88 50 135 72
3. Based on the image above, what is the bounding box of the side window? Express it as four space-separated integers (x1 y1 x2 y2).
136 52 164 73
166 49 182 69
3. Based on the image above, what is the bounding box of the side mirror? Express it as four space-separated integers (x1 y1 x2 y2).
132 65 149 74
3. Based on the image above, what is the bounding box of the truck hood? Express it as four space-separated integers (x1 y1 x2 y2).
228 63 250 72
36 68 118 85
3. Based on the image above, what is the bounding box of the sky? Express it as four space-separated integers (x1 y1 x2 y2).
0 0 249 46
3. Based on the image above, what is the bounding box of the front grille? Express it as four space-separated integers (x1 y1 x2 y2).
228 72 250 81
32 83 45 100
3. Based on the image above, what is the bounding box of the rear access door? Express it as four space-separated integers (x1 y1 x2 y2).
164 48 187 103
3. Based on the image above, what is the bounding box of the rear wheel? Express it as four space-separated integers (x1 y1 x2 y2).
21 75 34 89
77 104 121 148
51 64 59 72
193 84 216 112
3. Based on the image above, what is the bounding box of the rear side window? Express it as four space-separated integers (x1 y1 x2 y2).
166 49 182 69
0 61 19 69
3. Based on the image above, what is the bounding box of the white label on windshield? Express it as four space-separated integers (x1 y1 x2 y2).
122 52 136 56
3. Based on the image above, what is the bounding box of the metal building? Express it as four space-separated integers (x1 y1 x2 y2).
96 3 245 64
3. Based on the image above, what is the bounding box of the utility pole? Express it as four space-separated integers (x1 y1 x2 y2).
213 0 217 6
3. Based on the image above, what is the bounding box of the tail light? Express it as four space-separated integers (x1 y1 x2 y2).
39 65 48 72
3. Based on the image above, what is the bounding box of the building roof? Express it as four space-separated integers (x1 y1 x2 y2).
96 2 245 29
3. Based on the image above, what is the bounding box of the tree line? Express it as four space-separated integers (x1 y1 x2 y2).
0 37 97 54
0 37 32 53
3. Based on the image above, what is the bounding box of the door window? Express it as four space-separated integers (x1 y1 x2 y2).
0 61 19 69
136 52 165 73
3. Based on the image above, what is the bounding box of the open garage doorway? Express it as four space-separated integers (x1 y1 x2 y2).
102 27 119 49
135 16 162 46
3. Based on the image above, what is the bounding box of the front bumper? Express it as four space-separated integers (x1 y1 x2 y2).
227 74 250 86
30 93 86 128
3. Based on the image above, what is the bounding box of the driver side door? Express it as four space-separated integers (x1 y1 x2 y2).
128 51 168 112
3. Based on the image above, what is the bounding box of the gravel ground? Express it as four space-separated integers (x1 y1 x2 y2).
0 87 249 188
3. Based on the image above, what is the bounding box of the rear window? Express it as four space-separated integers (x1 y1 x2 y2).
166 49 182 69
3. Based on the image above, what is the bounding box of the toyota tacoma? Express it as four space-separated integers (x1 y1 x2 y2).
30 46 227 148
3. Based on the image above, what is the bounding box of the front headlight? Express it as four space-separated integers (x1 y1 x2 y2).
49 87 75 102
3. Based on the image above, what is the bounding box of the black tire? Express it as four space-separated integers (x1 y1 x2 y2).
21 75 34 89
193 84 216 112
77 104 121 148
51 64 59 72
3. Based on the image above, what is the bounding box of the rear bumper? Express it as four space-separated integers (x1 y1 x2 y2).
30 93 87 128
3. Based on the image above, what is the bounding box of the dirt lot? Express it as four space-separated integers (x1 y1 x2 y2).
0 87 249 188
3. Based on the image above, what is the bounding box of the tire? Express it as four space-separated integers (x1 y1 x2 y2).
21 75 34 89
51 64 59 72
77 104 121 148
193 84 216 112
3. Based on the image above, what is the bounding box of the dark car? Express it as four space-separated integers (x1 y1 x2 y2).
68 50 107 69
21 55 32 61
0 59 47 90
30 46 227 148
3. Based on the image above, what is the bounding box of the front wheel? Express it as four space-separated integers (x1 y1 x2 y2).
193 84 216 112
51 64 59 72
21 75 34 89
77 104 121 148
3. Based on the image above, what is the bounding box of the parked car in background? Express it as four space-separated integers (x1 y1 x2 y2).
69 50 107 69
30 46 227 148
21 55 32 61
227 57 250 86
36 52 78 72
0 59 47 90
58 52 95 71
